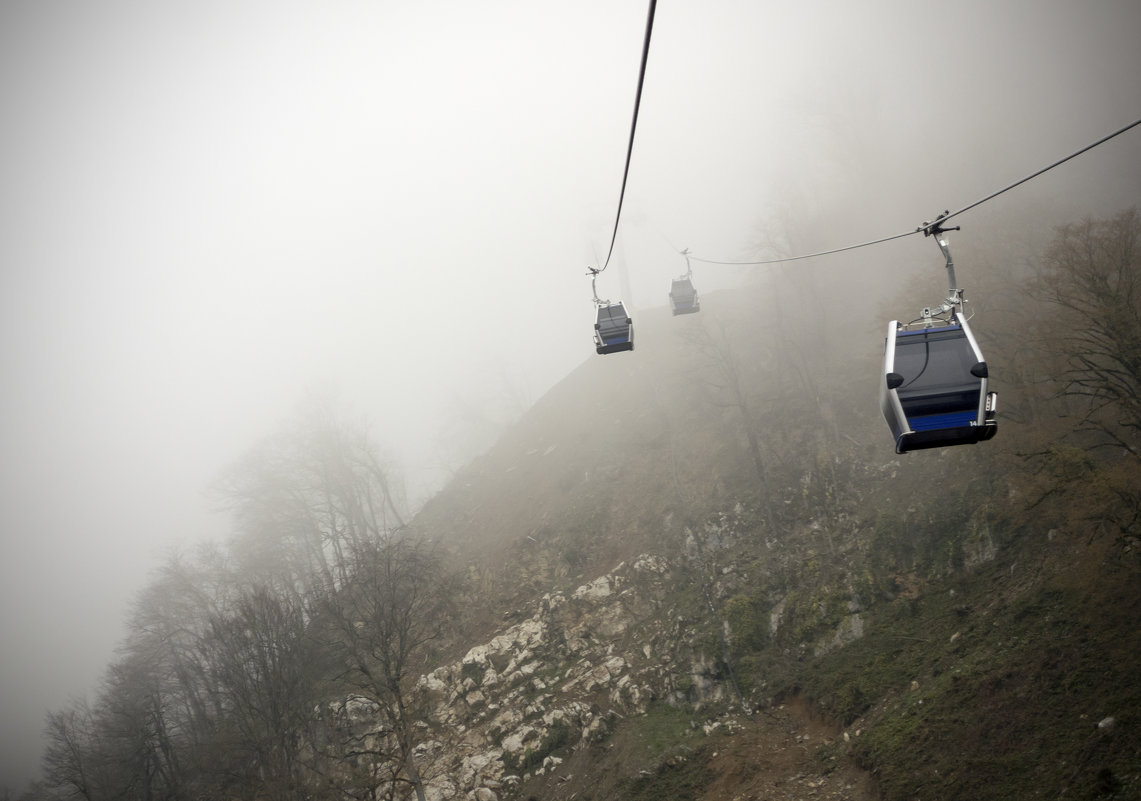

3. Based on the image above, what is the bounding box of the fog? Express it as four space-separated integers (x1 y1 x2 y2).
1 0 1139 790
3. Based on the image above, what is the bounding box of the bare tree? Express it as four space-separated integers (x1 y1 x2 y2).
1035 207 1141 456
121 546 246 800
213 407 407 597
43 701 109 801
316 537 458 801
37 409 420 800
201 585 329 801
684 315 770 488
90 653 184 801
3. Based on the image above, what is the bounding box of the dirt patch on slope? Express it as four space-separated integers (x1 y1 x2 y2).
516 696 875 801
698 697 875 801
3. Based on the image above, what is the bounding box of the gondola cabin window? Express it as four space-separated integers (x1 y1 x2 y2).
880 317 996 453
892 326 982 426
594 303 634 354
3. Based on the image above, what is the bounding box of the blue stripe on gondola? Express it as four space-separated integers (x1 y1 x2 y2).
897 324 961 337
907 411 978 431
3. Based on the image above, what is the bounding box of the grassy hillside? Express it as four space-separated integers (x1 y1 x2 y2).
414 212 1141 799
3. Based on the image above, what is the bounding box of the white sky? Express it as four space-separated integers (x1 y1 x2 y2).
2 0 1139 790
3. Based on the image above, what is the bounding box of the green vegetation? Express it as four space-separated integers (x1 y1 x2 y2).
617 751 713 801
633 703 698 755
792 541 1141 800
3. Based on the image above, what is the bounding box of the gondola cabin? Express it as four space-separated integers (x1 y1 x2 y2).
594 302 634 354
880 314 996 453
669 277 700 315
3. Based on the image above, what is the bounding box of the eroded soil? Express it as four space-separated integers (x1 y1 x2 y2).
517 695 875 801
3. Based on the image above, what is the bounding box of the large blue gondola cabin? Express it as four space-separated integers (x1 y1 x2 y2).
880 314 996 453
594 302 634 354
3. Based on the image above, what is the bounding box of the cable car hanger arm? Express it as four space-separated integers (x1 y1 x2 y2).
919 210 962 296
586 266 609 306
910 211 968 322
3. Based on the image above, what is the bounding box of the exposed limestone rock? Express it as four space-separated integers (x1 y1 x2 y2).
348 530 869 800
325 695 381 722
769 596 788 636
501 726 540 754
425 777 457 801
573 574 614 601
380 556 689 798
814 612 865 656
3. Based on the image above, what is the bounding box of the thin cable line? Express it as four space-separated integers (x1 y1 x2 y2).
934 115 1141 230
690 115 1141 266
597 0 657 274
690 229 918 266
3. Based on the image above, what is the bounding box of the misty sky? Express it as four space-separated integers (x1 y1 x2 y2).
2 0 1139 790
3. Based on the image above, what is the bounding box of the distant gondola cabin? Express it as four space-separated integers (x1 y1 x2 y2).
669 277 700 315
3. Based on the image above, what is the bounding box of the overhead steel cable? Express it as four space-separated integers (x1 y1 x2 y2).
927 115 1141 233
688 115 1141 267
689 229 918 266
595 0 657 275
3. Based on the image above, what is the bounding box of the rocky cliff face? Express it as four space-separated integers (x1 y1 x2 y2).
335 500 882 801
321 546 741 800
413 554 699 800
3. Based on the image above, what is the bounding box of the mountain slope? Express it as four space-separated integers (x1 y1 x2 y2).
409 260 1140 800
